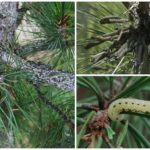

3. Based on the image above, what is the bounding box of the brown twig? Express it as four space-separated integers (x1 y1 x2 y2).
77 103 99 112
103 136 114 148
100 16 128 24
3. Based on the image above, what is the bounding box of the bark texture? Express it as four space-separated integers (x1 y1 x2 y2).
0 2 18 45
0 2 18 148
0 50 74 91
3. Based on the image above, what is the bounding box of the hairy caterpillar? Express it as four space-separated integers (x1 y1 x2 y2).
107 98 150 121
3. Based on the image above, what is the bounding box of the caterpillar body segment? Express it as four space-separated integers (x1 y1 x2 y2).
107 98 150 121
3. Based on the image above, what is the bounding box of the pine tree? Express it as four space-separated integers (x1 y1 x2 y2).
0 2 74 148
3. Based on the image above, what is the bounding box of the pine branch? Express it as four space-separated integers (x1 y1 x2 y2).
0 50 74 91
0 2 74 91
34 84 74 130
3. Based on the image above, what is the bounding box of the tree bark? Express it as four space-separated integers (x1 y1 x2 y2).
0 2 18 45
0 50 74 91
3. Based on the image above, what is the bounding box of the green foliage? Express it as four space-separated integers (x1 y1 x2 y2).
0 2 74 148
0 65 74 147
77 111 95 147
20 2 74 72
77 76 150 148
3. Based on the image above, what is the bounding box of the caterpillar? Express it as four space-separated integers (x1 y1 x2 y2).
107 98 150 121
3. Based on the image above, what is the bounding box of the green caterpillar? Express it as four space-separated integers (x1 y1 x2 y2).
107 98 150 121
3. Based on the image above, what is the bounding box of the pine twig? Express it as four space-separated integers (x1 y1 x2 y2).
77 103 99 112
34 84 74 131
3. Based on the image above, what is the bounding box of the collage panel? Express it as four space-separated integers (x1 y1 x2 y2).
77 2 150 74
1 1 150 149
0 2 74 148
77 76 150 148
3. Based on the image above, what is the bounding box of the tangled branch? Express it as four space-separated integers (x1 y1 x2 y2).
0 50 74 91
85 2 150 73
